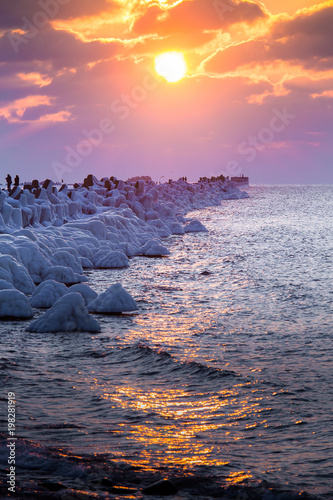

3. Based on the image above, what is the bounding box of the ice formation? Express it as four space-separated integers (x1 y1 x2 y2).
0 290 33 318
88 283 138 314
69 284 98 305
30 280 68 308
0 175 248 324
0 279 14 290
26 293 101 332
0 254 35 293
184 220 208 233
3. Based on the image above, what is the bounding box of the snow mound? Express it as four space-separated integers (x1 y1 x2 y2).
42 266 88 285
92 250 129 268
69 284 98 305
0 290 34 319
30 280 68 308
88 283 138 314
14 239 52 284
184 220 208 232
0 255 35 293
26 293 101 333
52 250 83 274
0 279 15 290
138 239 170 257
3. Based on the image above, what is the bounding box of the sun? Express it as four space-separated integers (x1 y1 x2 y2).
154 51 187 83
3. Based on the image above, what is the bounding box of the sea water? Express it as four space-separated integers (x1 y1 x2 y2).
0 185 332 498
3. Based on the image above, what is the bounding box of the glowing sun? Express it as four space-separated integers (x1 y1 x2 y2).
154 51 187 83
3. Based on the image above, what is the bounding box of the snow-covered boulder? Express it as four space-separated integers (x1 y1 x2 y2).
67 220 107 239
30 280 68 308
2 202 13 225
92 250 129 269
88 283 138 314
52 250 83 274
184 220 208 232
14 239 52 284
80 257 94 269
42 266 88 285
0 255 35 293
26 293 100 333
69 284 98 305
0 279 15 290
138 239 170 257
0 290 33 319
170 222 185 235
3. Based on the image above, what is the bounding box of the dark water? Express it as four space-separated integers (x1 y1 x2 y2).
1 185 332 498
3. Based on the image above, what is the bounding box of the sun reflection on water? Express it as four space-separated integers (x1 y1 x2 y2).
99 384 269 471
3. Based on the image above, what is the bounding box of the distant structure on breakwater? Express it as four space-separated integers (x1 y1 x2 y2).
231 174 249 186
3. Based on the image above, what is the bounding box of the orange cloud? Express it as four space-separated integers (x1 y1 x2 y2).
0 95 72 123
203 4 333 81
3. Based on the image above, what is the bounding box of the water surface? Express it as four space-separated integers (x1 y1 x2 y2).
1 185 332 498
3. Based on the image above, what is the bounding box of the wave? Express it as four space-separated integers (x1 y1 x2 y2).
112 343 240 382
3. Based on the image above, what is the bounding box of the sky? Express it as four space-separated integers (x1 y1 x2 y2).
0 0 332 184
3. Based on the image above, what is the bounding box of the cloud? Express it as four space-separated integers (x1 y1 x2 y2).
0 25 119 68
204 4 333 74
131 0 266 39
0 0 118 29
0 95 53 122
283 75 333 95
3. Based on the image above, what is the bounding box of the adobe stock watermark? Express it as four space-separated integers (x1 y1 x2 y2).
7 392 16 494
209 106 296 179
52 69 161 182
8 0 70 54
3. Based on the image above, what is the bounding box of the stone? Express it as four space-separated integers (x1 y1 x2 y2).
8 186 22 199
40 481 67 492
42 179 53 193
142 479 178 496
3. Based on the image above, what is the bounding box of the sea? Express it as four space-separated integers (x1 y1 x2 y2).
1 185 332 499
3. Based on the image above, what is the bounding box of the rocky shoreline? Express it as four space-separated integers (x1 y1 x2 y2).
0 175 247 328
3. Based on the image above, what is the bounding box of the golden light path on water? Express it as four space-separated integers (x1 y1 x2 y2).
84 231 276 486
95 380 271 474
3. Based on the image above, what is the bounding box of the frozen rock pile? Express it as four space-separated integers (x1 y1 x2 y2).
0 175 248 330
88 283 138 314
26 293 101 333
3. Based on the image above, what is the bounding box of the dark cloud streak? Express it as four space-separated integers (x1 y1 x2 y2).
0 0 118 29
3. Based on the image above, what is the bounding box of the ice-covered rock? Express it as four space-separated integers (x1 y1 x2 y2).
170 222 185 235
26 293 100 332
80 257 94 268
184 220 208 232
0 255 35 293
52 250 83 274
14 239 52 284
42 266 88 284
69 284 98 305
92 250 129 268
67 220 107 239
30 280 68 308
88 283 138 314
2 202 13 225
138 239 170 257
0 290 34 319
0 279 15 290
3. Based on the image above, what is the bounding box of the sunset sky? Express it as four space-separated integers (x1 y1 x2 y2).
0 0 332 184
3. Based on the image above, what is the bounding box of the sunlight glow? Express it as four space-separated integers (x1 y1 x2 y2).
154 51 187 82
